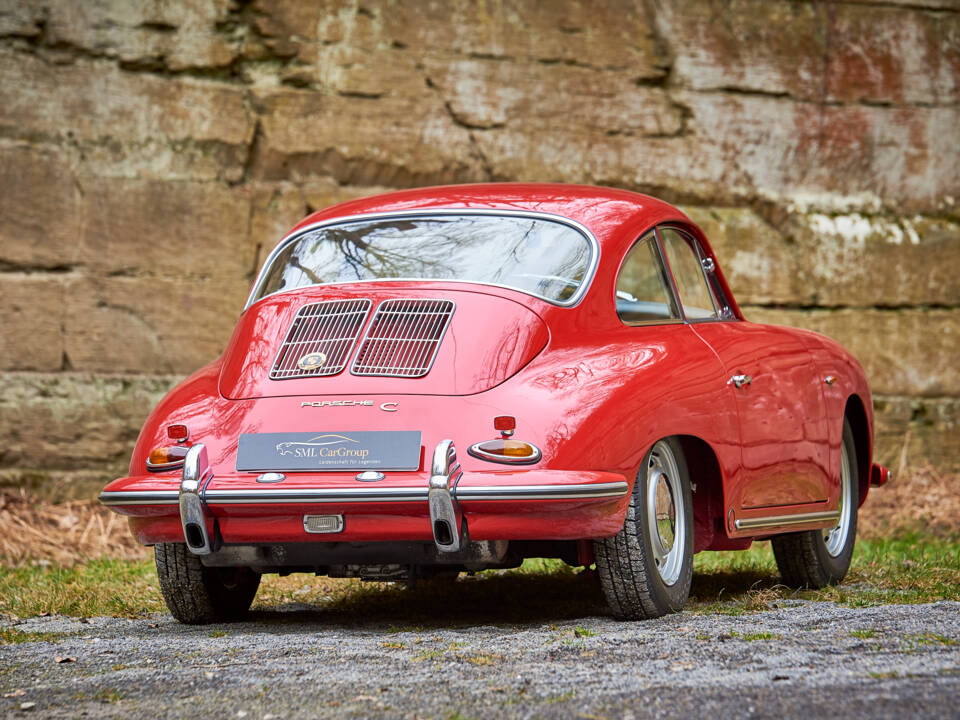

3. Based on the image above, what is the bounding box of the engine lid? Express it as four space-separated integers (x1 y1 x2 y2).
219 285 550 400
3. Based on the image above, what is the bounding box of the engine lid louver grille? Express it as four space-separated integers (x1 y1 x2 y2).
351 299 455 378
270 299 372 380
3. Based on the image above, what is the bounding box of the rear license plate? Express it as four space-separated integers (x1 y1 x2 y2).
236 431 422 472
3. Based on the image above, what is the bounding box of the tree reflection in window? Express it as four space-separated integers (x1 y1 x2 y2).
257 215 593 304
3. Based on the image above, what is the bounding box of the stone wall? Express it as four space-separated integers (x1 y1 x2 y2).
0 0 957 498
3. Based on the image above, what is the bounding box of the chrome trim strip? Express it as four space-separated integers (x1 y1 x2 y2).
145 459 185 472
244 209 602 311
734 510 840 531
200 481 629 505
99 491 180 506
204 487 429 504
456 482 629 501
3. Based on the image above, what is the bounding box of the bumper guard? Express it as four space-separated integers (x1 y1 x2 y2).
428 439 465 552
180 444 214 555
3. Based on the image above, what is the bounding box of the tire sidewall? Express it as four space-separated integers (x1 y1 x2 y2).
635 438 694 613
813 421 859 578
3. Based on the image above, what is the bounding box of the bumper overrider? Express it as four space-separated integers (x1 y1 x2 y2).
99 440 631 555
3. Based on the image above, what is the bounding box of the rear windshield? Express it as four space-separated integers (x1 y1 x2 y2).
253 214 595 305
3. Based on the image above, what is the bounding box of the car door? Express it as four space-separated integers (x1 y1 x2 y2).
657 226 832 512
613 230 743 547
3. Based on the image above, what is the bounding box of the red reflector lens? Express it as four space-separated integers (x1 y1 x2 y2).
493 416 516 432
167 424 189 441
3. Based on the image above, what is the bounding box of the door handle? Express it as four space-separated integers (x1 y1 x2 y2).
730 373 752 389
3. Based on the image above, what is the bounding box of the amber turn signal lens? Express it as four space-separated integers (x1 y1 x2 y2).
467 439 541 465
147 445 189 470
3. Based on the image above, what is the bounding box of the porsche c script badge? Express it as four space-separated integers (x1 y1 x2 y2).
297 351 327 371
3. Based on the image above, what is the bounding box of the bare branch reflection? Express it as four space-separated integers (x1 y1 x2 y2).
259 216 591 303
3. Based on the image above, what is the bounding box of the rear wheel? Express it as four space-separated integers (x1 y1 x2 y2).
772 419 859 588
155 543 261 624
594 438 694 620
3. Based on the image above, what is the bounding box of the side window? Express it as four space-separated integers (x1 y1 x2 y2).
615 231 681 324
658 228 719 320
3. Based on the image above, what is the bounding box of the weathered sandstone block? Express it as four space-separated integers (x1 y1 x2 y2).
0 276 64 372
873 395 960 473
656 0 960 105
63 277 243 375
0 143 84 270
0 373 179 475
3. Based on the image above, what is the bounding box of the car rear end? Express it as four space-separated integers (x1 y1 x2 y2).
100 210 631 587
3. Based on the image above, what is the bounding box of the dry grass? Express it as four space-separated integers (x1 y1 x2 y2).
0 464 955 568
858 463 959 539
0 492 148 567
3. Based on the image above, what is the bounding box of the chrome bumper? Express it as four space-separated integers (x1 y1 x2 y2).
179 444 213 555
428 439 465 553
176 440 468 556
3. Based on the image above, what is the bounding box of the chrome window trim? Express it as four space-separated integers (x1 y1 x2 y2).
613 229 684 328
656 224 733 323
244 209 601 311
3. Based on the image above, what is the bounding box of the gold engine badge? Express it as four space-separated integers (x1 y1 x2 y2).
297 351 327 371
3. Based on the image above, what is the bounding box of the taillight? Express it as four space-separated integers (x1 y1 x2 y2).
468 438 541 465
146 445 189 472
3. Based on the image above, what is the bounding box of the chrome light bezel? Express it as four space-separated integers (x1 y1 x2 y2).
467 440 542 465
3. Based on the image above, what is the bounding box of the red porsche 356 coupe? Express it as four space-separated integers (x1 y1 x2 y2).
101 184 889 624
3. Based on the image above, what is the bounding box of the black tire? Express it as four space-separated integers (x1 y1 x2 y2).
594 437 694 620
154 543 261 624
772 419 859 589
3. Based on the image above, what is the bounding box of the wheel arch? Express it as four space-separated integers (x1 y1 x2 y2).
844 394 872 507
675 435 729 553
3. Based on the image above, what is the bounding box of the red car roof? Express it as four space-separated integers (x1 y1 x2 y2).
286 183 691 249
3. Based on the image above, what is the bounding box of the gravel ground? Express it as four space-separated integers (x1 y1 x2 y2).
1 600 958 719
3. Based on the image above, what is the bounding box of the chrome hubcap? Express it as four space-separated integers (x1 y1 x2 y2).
824 442 853 557
645 441 686 586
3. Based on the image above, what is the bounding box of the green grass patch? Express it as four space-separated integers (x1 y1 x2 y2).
727 630 781 641
689 534 960 614
849 628 878 639
0 534 955 622
0 558 164 619
906 632 957 647
0 627 71 644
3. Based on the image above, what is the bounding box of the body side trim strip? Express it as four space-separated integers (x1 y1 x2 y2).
734 510 840 531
